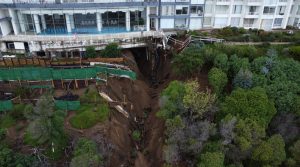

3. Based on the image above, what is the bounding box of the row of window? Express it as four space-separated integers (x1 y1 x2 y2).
161 5 204 16
205 5 287 15
203 17 284 27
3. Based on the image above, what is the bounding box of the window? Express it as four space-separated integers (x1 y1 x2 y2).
273 18 283 26
190 6 203 15
162 6 174 16
232 5 242 14
277 6 285 15
6 42 15 49
176 6 188 15
297 5 300 15
263 7 275 15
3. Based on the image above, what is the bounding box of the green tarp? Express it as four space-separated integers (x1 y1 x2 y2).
55 100 80 111
0 100 13 112
0 66 136 81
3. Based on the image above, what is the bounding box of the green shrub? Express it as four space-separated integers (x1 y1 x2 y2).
11 104 32 121
132 130 141 141
86 46 97 58
0 114 16 129
208 68 228 95
288 46 300 61
101 43 121 58
70 104 109 129
213 53 229 72
172 46 205 76
0 128 6 141
80 89 103 104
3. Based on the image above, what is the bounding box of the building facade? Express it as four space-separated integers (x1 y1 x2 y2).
0 0 298 56
204 0 294 30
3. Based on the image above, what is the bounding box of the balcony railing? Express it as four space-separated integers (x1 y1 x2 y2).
248 12 259 15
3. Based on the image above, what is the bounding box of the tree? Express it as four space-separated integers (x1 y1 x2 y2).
157 80 185 120
172 46 205 76
233 69 253 89
101 43 121 58
219 115 237 145
25 94 67 159
266 81 300 114
86 46 97 58
229 55 250 76
252 134 286 166
289 139 300 165
221 87 276 128
208 68 228 95
235 118 266 151
70 138 103 167
197 152 225 167
0 145 40 167
183 80 217 120
214 53 229 72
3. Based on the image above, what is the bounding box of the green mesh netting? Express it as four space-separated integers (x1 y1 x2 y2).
0 100 13 112
54 100 80 111
0 67 136 81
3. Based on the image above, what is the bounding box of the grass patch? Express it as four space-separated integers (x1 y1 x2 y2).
0 114 16 128
70 103 109 129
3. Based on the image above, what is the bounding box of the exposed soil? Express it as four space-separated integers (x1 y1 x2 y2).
101 49 177 167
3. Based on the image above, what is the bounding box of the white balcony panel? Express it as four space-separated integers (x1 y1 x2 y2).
161 18 174 29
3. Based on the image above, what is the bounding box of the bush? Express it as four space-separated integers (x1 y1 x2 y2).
208 68 228 95
288 46 300 61
213 53 229 72
233 69 253 89
11 104 32 121
132 130 141 141
0 114 16 129
86 46 97 58
172 46 205 76
70 104 109 129
101 43 121 58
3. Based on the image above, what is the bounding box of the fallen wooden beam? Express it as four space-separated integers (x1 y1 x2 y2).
99 92 129 118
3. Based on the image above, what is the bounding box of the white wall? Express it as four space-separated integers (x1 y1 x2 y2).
191 0 204 4
161 18 174 29
189 18 202 30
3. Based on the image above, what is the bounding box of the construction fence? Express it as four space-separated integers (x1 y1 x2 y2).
0 100 13 112
0 66 136 81
54 100 80 111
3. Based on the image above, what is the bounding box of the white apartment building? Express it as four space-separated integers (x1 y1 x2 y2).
288 0 300 28
0 0 298 56
204 0 294 30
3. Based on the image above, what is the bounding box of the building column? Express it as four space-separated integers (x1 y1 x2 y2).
70 14 75 29
33 14 41 34
146 7 150 31
8 9 21 35
126 10 130 31
96 12 102 32
65 14 72 33
17 11 25 33
41 14 46 30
